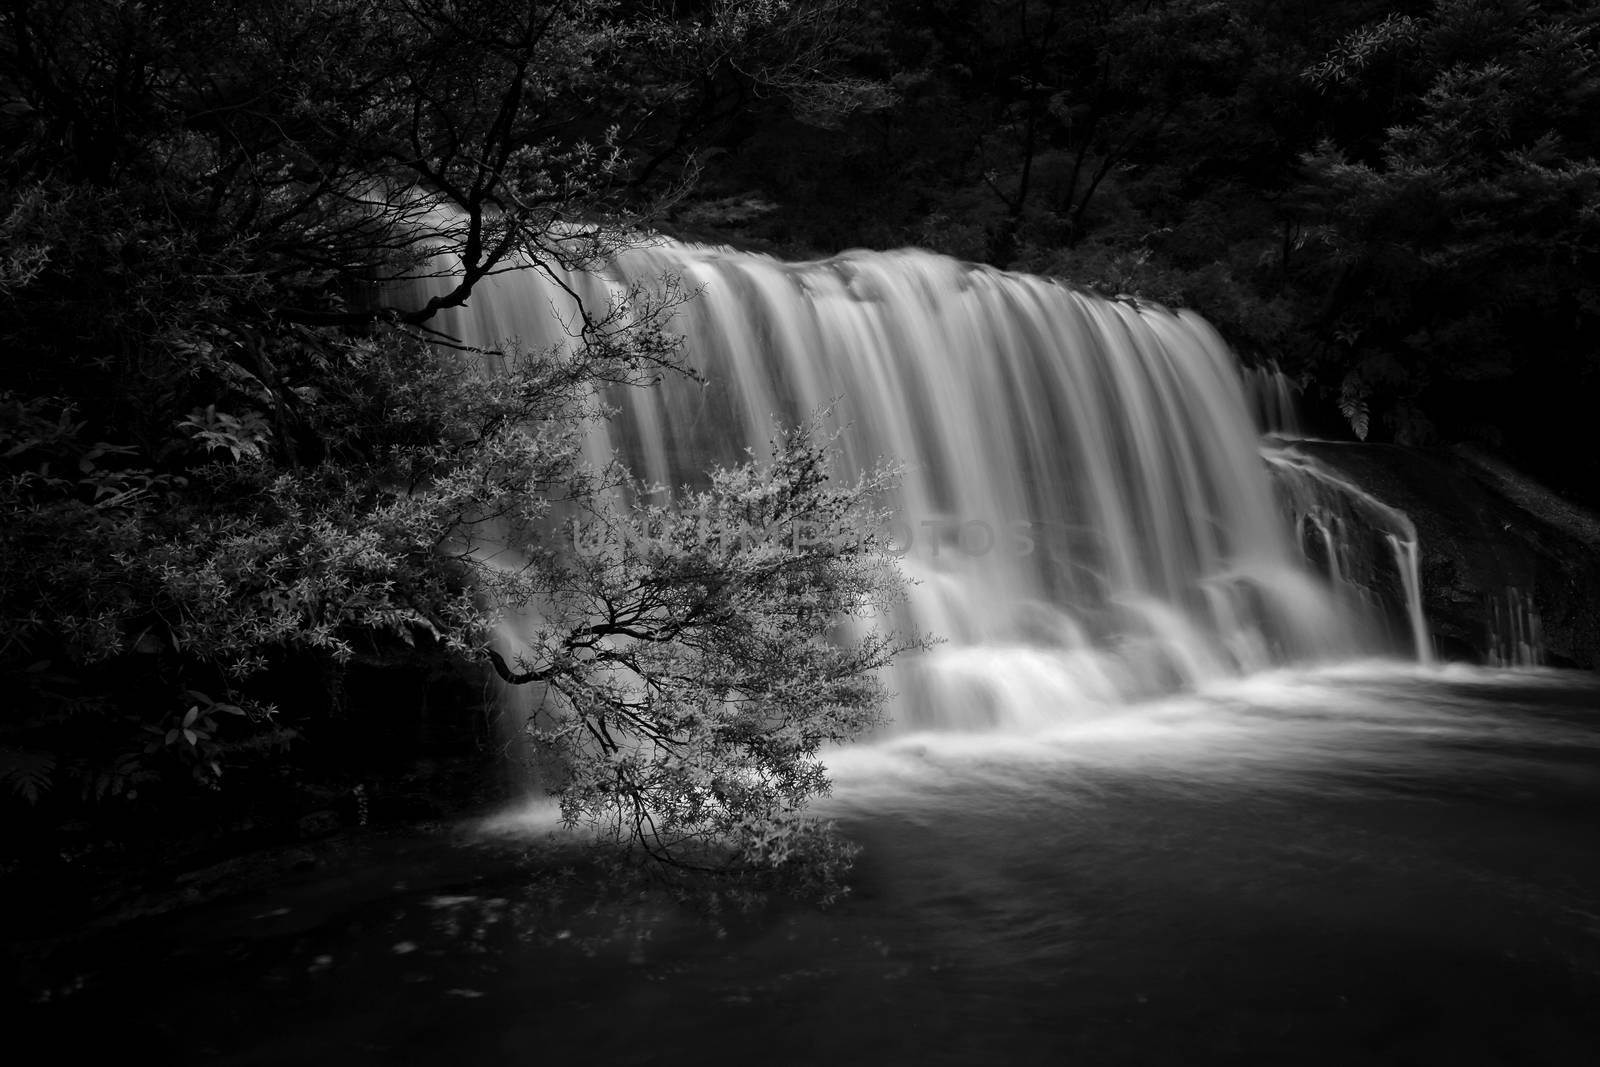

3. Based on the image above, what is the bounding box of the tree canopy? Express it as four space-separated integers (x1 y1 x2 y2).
0 0 908 896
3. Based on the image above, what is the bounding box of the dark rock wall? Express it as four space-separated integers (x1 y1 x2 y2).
1292 443 1600 670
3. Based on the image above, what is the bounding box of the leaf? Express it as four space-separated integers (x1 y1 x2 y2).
183 728 198 746
1339 376 1371 441
1344 400 1369 441
183 706 199 728
1 749 56 805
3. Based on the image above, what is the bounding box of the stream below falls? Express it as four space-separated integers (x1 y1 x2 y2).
25 661 1600 1066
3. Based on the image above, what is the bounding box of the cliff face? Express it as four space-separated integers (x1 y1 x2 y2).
1291 442 1600 670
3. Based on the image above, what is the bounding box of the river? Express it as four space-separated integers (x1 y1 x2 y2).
33 661 1600 1065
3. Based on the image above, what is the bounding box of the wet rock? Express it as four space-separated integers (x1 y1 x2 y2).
296 810 341 839
1295 442 1600 668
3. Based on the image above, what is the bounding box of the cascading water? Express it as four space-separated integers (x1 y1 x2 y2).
1241 362 1304 439
1265 446 1434 664
432 240 1409 731
1487 586 1544 667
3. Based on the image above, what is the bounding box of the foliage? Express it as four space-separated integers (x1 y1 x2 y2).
0 0 902 895
1302 12 1423 92
498 422 913 891
1293 0 1600 466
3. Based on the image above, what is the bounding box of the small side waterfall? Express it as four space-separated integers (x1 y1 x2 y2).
1266 446 1433 664
431 240 1428 730
1388 533 1433 666
1488 588 1544 667
1242 363 1304 439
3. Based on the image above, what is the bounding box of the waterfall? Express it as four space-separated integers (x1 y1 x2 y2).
1265 446 1433 664
431 240 1412 731
1487 588 1543 667
1387 533 1434 666
1242 362 1304 439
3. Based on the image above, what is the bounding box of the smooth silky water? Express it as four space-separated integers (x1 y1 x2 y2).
150 664 1600 1066
449 242 1374 723
51 244 1600 1063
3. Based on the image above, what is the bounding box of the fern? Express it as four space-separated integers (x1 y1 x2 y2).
88 753 148 802
1339 377 1371 441
0 748 56 805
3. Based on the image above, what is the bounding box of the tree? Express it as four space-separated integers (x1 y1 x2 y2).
880 0 1262 261
495 421 911 892
0 0 905 895
1294 0 1600 485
